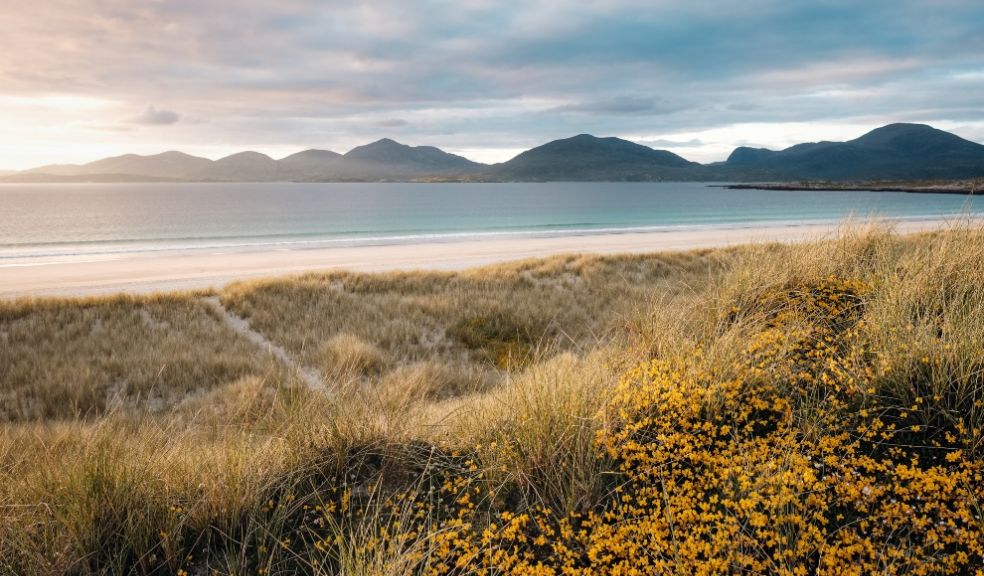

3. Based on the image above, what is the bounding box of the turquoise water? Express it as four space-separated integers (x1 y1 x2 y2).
0 182 981 259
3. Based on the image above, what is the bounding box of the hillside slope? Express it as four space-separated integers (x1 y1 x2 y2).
719 123 984 180
490 134 702 181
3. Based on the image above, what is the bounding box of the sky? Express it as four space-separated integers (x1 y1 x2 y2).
1 0 983 169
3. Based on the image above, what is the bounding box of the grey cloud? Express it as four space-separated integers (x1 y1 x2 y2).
552 96 686 116
130 105 181 125
372 118 409 128
727 103 761 112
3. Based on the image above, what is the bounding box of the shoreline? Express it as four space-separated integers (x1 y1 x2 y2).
723 179 983 195
0 218 971 299
0 216 948 261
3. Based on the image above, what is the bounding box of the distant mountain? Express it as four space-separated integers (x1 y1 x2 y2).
87 151 213 180
330 138 483 180
276 149 341 179
204 151 280 181
3 172 181 183
490 134 699 181
5 124 984 183
719 123 984 180
19 151 213 181
6 139 482 182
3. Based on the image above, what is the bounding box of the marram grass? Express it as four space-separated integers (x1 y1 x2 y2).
1 223 983 575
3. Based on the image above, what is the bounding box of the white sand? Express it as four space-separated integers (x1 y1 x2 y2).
0 219 964 298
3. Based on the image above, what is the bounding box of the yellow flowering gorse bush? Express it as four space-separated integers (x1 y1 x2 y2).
280 276 983 575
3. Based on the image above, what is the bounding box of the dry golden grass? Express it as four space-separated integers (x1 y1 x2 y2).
0 294 298 421
219 250 721 368
1 223 982 574
0 250 720 423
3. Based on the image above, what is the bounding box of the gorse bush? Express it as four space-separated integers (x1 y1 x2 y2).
272 276 981 575
590 277 983 575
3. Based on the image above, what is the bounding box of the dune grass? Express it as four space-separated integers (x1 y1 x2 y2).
1 223 982 574
0 294 298 421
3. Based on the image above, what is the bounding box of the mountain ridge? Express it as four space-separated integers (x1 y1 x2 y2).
490 134 699 181
6 123 984 183
331 138 482 180
717 123 984 180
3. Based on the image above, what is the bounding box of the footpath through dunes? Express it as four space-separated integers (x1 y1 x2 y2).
1 223 983 575
202 295 324 391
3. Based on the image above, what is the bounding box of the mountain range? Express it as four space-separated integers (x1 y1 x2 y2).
5 123 984 183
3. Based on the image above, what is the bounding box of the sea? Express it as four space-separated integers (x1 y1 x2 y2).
1 182 981 261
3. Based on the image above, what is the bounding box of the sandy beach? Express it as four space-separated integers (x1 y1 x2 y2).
0 219 966 298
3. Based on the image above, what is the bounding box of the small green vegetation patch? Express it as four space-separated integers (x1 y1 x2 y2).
449 311 547 369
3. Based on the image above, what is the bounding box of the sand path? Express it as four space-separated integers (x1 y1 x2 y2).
202 295 325 391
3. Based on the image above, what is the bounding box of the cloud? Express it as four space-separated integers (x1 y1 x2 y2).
552 96 685 116
130 105 180 125
372 118 408 128
0 0 983 168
